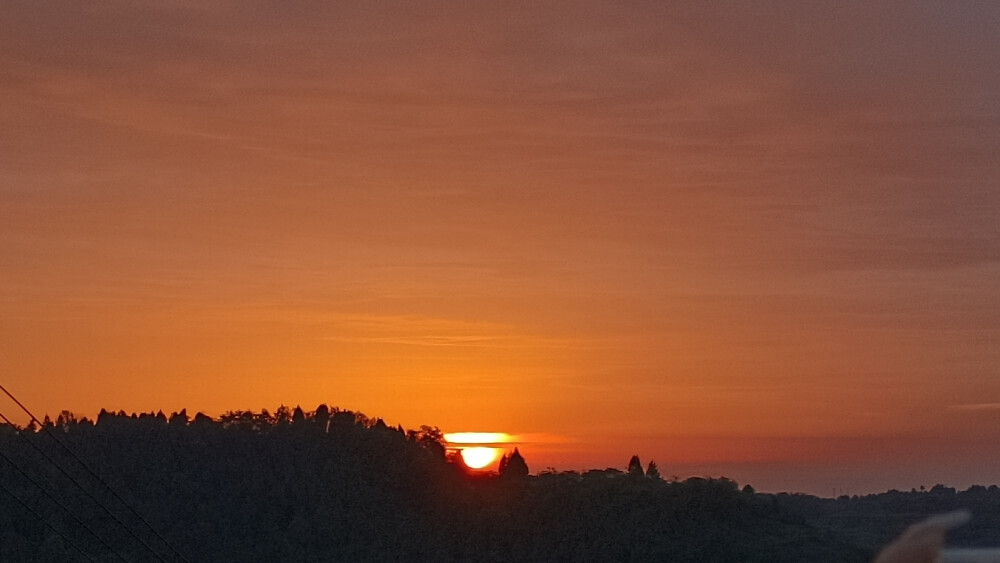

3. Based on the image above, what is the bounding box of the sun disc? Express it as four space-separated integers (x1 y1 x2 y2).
460 447 499 469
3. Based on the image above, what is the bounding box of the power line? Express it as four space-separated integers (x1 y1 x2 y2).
0 430 126 562
1 385 189 563
0 477 99 563
0 409 145 561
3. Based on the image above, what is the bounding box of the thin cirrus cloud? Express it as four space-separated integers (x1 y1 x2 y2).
948 404 1000 412
322 335 515 349
316 313 587 350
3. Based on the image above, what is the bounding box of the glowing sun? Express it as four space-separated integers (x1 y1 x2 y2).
444 431 513 471
460 447 500 469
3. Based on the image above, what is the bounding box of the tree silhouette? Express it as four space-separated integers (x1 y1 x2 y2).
627 455 644 477
313 404 330 432
499 448 528 479
192 411 213 427
168 409 189 426
646 460 661 480
274 405 292 425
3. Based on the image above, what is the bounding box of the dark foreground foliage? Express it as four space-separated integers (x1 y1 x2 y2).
775 485 1000 555
0 406 878 561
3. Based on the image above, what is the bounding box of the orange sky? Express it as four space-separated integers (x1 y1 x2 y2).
2 1 999 495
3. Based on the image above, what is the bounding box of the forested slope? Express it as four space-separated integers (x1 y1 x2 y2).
2 406 870 562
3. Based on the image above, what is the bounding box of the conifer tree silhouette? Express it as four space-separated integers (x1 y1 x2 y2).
646 460 662 480
628 455 644 477
500 448 528 479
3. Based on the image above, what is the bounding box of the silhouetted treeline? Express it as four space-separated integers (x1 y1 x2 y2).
0 406 901 561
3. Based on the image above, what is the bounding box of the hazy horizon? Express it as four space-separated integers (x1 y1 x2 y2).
4 400 998 498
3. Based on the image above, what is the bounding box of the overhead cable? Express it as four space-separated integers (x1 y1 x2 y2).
1 384 188 562
0 426 126 563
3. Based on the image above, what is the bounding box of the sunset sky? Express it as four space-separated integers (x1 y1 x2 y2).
2 1 998 495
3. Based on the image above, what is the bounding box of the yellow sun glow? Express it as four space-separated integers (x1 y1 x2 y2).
443 432 511 444
460 447 500 469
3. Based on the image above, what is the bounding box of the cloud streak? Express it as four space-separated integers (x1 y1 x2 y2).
949 403 1000 412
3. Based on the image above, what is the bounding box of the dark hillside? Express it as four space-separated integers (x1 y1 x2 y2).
2 407 868 562
774 486 1000 555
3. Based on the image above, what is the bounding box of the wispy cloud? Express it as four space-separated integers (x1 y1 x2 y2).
314 313 595 350
320 335 515 348
948 403 1000 412
315 313 534 349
